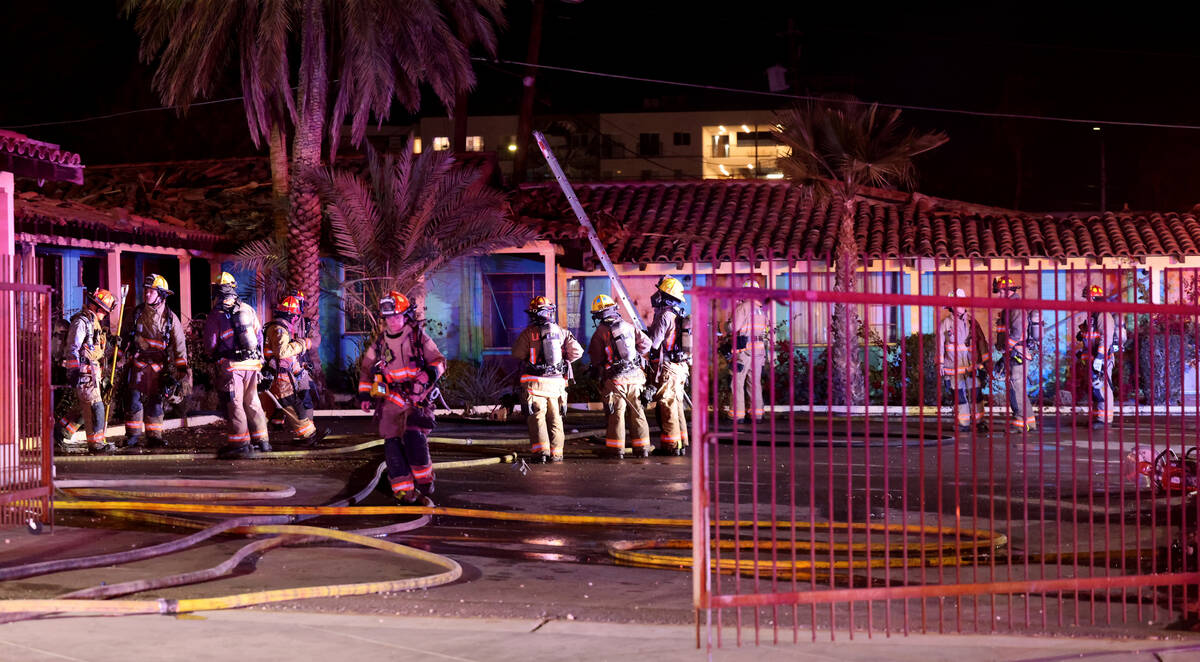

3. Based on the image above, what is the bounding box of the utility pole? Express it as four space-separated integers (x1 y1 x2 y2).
512 0 546 185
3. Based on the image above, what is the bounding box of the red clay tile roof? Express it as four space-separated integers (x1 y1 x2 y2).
513 181 1200 265
0 130 84 184
14 191 226 252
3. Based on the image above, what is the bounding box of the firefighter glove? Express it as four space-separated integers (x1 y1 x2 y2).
423 365 440 384
1092 357 1105 372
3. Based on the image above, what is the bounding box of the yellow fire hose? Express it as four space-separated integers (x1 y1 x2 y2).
2 437 1009 620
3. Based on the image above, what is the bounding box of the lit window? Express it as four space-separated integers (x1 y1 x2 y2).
465 136 484 151
432 136 451 151
412 137 423 154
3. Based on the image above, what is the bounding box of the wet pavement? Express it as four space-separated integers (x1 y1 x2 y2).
0 409 1196 652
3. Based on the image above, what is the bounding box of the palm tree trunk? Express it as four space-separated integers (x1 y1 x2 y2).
268 121 290 242
287 0 329 401
287 0 327 311
829 198 865 406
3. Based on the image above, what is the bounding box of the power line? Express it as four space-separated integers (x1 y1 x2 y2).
474 56 1200 132
0 95 248 130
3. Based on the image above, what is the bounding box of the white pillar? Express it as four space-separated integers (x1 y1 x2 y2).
0 171 15 459
178 253 193 326
543 247 558 321
105 248 123 333
1150 264 1164 304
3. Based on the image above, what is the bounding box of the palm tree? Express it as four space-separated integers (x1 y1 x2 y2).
316 145 532 336
125 0 504 320
776 97 947 405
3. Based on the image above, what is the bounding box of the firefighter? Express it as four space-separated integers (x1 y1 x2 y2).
731 280 772 422
588 295 653 458
58 288 118 454
646 275 691 455
262 295 323 446
123 274 189 448
51 317 80 451
270 289 321 429
357 291 446 502
993 276 1042 433
204 272 268 459
512 295 583 463
937 288 991 433
1080 285 1125 429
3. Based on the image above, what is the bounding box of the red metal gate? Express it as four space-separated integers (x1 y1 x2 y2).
0 254 52 531
691 258 1200 646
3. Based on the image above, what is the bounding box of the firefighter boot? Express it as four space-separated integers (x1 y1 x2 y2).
146 436 167 449
253 439 273 453
88 442 117 454
123 433 144 449
217 443 255 460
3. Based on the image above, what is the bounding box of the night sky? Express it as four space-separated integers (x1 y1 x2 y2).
6 2 1200 212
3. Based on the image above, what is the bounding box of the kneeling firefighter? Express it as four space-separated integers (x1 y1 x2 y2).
204 272 269 459
589 295 652 458
646 275 691 455
512 296 583 463
357 291 446 503
262 295 323 446
57 288 118 454
123 274 189 448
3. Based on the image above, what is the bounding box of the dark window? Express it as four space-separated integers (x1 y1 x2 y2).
601 134 623 159
672 169 684 179
673 132 691 146
638 133 662 157
736 131 776 148
483 274 544 349
38 253 63 321
640 169 654 181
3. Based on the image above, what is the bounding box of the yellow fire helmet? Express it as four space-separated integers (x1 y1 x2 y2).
215 271 237 287
144 273 174 297
591 294 617 313
656 276 685 301
1083 284 1104 300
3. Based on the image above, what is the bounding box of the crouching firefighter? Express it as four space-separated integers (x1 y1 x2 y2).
123 274 189 448
358 291 446 503
993 276 1043 434
204 272 269 458
647 276 691 455
1079 285 1126 430
512 296 583 463
589 295 653 459
269 289 321 429
57 288 119 453
262 295 323 446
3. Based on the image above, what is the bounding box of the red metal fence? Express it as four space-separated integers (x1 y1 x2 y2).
0 254 52 531
690 258 1200 646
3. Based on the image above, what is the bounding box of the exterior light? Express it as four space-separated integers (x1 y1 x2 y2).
765 172 784 180
746 163 755 169
741 124 751 133
1092 126 1101 131
719 165 730 176
507 143 518 152
718 125 726 134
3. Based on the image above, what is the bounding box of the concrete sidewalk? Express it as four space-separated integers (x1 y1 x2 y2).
0 611 1195 662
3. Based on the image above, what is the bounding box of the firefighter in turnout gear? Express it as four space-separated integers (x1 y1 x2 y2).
588 295 653 458
58 288 118 453
123 274 189 448
993 276 1043 433
646 275 691 455
269 289 321 429
204 272 268 459
263 296 322 446
1080 285 1125 429
512 296 583 463
937 289 992 433
731 279 772 421
358 291 446 503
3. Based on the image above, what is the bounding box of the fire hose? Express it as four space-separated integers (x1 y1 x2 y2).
0 437 1010 619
